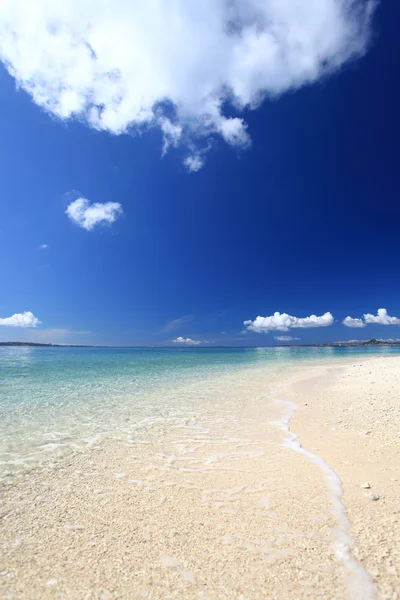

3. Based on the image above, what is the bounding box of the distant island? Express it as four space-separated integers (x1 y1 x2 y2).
0 339 399 348
276 338 400 347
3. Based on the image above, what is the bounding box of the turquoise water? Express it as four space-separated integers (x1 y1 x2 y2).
1 345 399 474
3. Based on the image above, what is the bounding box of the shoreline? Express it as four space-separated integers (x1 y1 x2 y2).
284 357 400 599
274 397 376 600
0 356 399 598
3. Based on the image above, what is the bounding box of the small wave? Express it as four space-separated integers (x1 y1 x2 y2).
271 392 376 600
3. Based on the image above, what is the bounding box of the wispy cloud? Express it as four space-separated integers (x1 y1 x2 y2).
0 1 375 169
184 154 205 173
39 243 49 250
26 328 91 342
0 311 41 328
157 315 194 335
66 197 123 231
274 336 301 341
343 308 400 328
244 312 334 333
0 328 92 344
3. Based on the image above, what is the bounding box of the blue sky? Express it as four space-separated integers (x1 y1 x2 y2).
1 1 400 346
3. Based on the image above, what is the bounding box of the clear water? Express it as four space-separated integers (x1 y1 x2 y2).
1 345 399 474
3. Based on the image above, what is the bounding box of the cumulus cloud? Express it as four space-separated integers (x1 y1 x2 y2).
342 316 366 328
244 311 334 333
364 308 400 326
0 311 41 327
343 308 400 327
66 197 123 231
274 336 301 341
172 337 201 345
0 1 375 169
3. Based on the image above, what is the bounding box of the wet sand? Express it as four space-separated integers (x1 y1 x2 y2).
0 357 399 599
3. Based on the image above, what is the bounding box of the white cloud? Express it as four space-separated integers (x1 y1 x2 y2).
66 197 123 231
363 308 400 326
342 316 366 328
244 311 334 333
39 243 49 250
184 154 205 173
0 1 375 169
0 311 41 327
172 337 201 345
274 336 301 341
343 308 400 328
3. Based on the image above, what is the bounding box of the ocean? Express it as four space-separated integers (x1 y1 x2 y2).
1 344 399 477
2 345 400 598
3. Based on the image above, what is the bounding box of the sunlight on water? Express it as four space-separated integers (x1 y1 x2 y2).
1 345 398 599
1 345 399 475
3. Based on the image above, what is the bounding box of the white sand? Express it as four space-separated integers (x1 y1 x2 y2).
285 356 400 599
0 357 399 599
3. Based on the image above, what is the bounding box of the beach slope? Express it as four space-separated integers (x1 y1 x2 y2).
286 356 400 599
0 356 399 599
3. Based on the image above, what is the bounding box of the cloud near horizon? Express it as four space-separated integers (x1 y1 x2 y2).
343 308 400 328
274 336 301 341
66 197 123 231
244 311 334 333
172 337 201 345
0 311 41 328
0 1 375 169
342 316 366 328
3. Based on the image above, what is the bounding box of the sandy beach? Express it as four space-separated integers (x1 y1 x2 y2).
1 356 399 599
286 357 400 599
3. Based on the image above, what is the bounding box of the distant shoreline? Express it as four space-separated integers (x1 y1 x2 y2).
1 339 400 349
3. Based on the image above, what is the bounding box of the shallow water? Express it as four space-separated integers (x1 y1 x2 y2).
1 344 400 475
1 346 398 598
